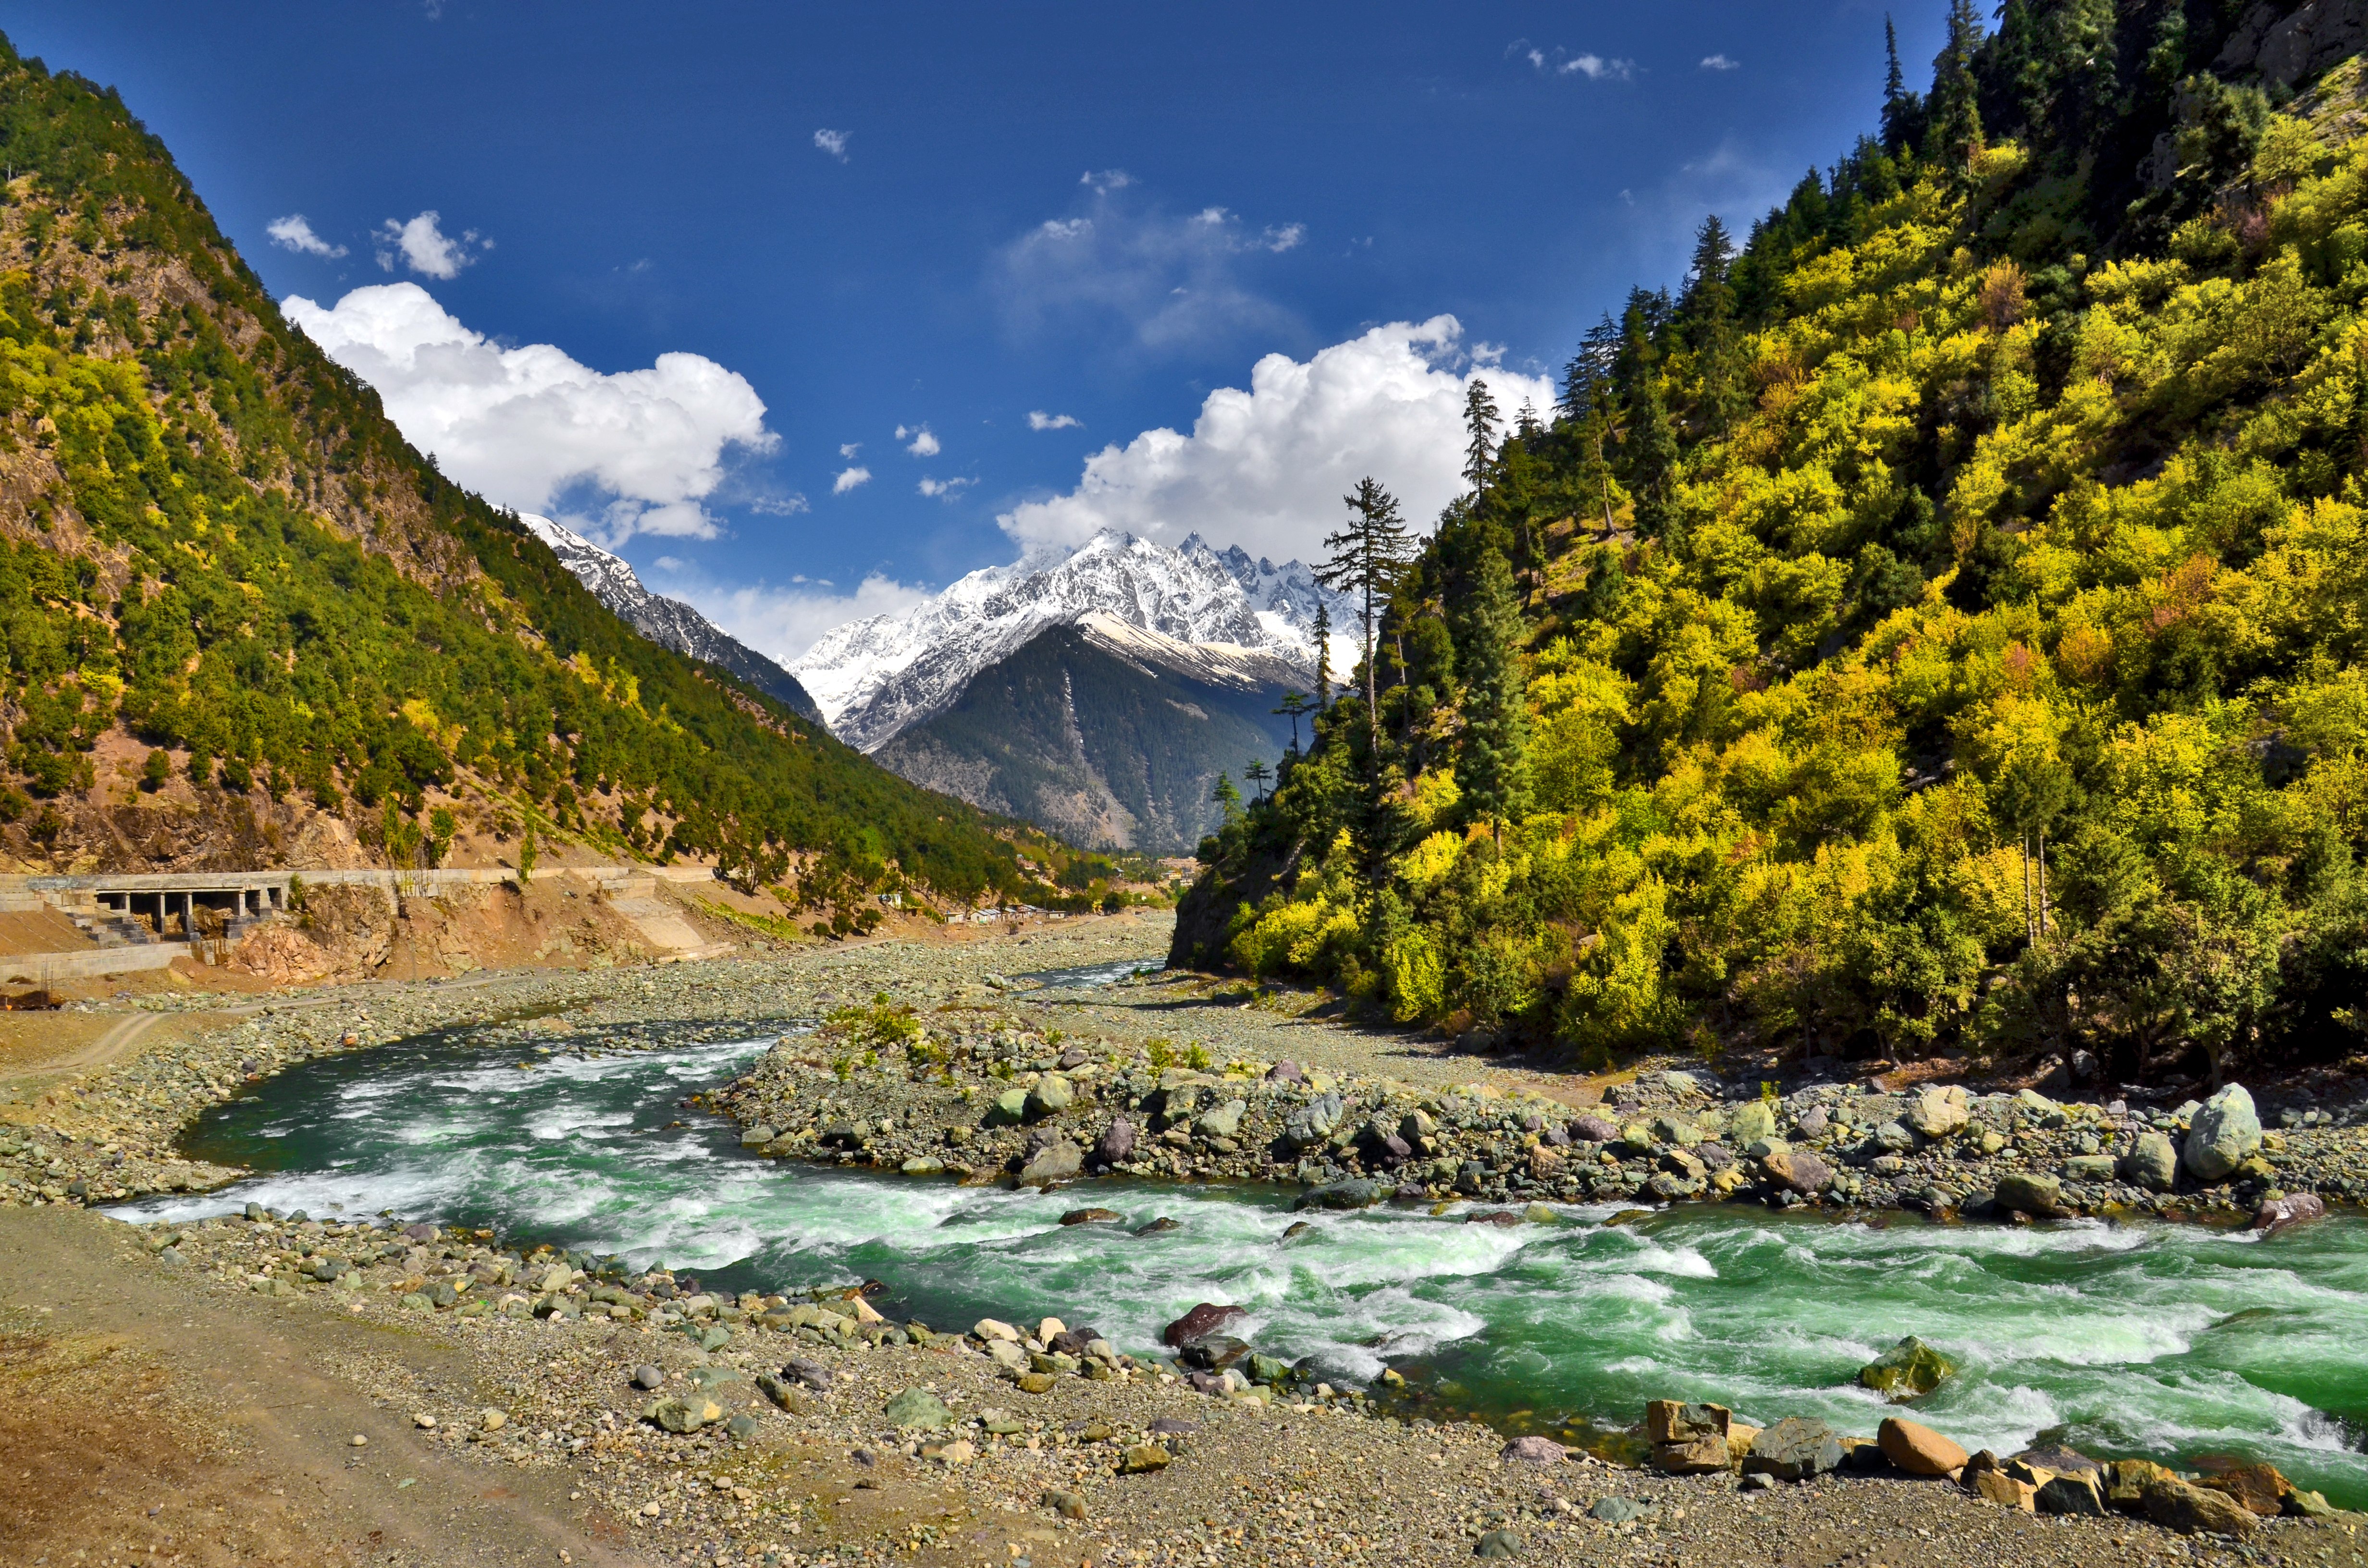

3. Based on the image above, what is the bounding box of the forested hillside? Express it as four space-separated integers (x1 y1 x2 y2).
1188 1 2368 1089
0 36 1051 914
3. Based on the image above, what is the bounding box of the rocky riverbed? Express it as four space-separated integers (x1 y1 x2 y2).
54 1201 2368 1567
7 911 2368 1564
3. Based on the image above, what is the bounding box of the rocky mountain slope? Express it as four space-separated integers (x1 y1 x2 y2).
793 529 1348 753
874 612 1307 852
518 514 821 723
0 36 1048 914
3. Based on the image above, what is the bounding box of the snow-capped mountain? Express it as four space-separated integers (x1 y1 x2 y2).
518 514 823 723
791 529 1350 752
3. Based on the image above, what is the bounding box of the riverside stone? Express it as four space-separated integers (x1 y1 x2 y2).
1906 1085 1970 1139
2252 1191 2327 1236
2143 1477 2261 1535
1094 1116 1135 1165
1859 1335 1955 1399
1119 1443 1170 1474
2195 1461 2292 1517
1993 1172 2062 1215
1974 1471 2037 1511
1761 1149 1832 1197
1015 1136 1082 1186
1025 1075 1074 1118
2183 1083 2261 1182
1293 1178 1387 1211
883 1386 952 1429
2034 1471 2108 1516
1194 1099 1246 1140
1645 1400 1728 1444
1059 1207 1122 1225
1161 1302 1246 1346
1500 1435 1568 1463
1876 1416 1967 1476
1746 1417 1843 1481
2124 1132 2179 1191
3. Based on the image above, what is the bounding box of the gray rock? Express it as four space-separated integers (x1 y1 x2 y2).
1746 1417 1843 1481
781 1356 835 1392
1905 1085 1970 1139
1474 1528 1522 1557
883 1386 953 1430
1016 1137 1082 1186
1292 1178 1388 1211
1194 1100 1246 1140
1095 1117 1136 1165
2063 1153 2118 1181
2123 1131 2178 1191
1026 1075 1075 1119
1873 1121 1918 1153
2183 1083 2261 1182
1569 1113 1620 1144
1589 1496 1656 1524
632 1364 665 1390
988 1088 1029 1126
1993 1171 2063 1215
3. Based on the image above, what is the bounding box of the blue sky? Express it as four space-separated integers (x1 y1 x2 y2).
5 1 1937 659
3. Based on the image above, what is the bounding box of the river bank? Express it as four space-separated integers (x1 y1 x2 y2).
6 912 2368 1563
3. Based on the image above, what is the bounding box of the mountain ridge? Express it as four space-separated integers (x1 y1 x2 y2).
792 528 1347 752
518 514 822 723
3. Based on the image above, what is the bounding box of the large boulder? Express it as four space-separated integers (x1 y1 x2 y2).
1281 1091 1345 1151
1569 1112 1620 1144
2195 1462 2294 1518
2182 1084 2261 1183
1745 1418 1843 1481
1858 1336 1956 1400
2123 1131 2179 1191
1161 1302 1246 1347
1094 1116 1136 1165
1025 1075 1075 1118
1993 1172 2063 1216
1905 1085 1970 1139
2143 1478 2261 1536
1015 1137 1082 1186
2252 1191 2327 1237
1293 1178 1388 1211
1501 1434 1568 1464
1875 1416 1967 1477
1195 1100 1247 1140
1728 1102 1778 1144
1761 1148 1833 1197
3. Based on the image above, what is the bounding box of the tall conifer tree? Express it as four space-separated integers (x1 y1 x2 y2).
1453 546 1531 841
1317 478 1416 755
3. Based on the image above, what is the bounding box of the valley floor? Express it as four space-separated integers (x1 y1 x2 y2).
2 916 2361 1566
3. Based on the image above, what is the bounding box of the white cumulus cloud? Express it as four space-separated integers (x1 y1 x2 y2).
1027 411 1081 430
281 282 774 546
1081 169 1133 194
814 128 850 162
1562 53 1634 80
267 215 346 258
917 476 974 499
374 211 489 280
833 466 873 494
997 316 1553 565
1701 54 1740 71
897 424 940 457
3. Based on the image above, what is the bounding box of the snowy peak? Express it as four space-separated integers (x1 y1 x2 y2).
518 514 821 723
791 528 1348 752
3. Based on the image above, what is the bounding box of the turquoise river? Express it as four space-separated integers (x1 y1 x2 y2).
111 1020 2368 1508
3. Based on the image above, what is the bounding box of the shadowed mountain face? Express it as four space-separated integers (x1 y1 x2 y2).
520 515 822 723
875 615 1309 852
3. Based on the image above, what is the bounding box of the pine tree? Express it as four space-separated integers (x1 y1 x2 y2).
1312 600 1333 710
1452 546 1531 841
1273 691 1311 755
1463 379 1502 494
1926 0 1986 180
1880 14 1925 153
1315 478 1416 754
1626 379 1679 539
1211 770 1243 824
1681 214 1742 434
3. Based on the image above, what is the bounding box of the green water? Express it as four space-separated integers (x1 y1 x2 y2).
112 1026 2368 1506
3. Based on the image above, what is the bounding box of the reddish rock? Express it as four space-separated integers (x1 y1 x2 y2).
1877 1416 1969 1477
1160 1301 1246 1347
2251 1192 2327 1237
